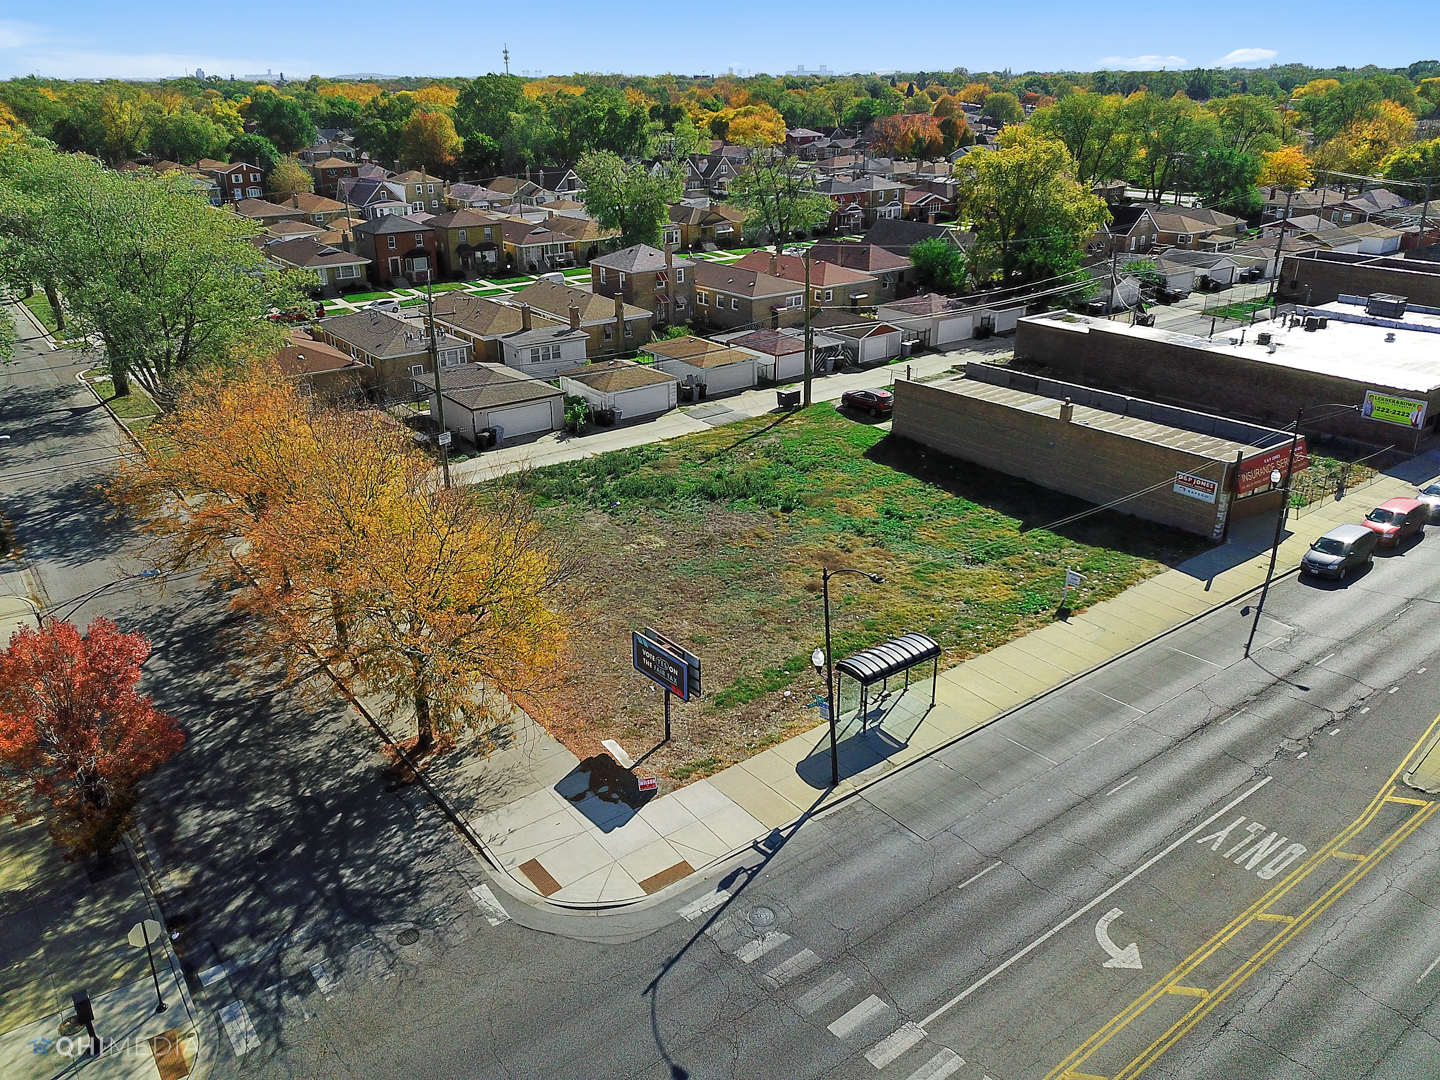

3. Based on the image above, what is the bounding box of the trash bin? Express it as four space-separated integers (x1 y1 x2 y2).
776 389 802 409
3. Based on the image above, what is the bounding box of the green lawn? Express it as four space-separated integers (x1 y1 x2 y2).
470 287 513 297
561 267 591 278
513 405 1204 783
1207 296 1271 321
340 290 393 303
488 275 533 285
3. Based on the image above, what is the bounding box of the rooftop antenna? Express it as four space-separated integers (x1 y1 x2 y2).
503 44 510 75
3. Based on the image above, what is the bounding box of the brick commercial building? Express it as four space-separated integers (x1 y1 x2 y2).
891 365 1299 538
1013 302 1440 450
1277 250 1440 309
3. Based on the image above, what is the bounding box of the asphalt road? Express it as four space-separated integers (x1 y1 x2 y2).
4 298 1440 1080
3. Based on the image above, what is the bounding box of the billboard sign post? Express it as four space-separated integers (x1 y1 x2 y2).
632 627 702 744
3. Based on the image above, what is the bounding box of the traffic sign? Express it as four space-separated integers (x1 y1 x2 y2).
437 431 452 447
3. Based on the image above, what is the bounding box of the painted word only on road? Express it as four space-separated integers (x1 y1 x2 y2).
1195 815 1308 880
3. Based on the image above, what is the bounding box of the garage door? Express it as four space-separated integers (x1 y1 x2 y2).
490 401 555 442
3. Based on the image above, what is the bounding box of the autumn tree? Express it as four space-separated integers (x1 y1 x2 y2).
267 156 314 198
1381 138 1440 184
728 151 834 254
961 128 1108 286
398 110 463 174
931 95 971 152
1258 145 1314 189
578 150 682 248
870 114 945 160
0 619 183 856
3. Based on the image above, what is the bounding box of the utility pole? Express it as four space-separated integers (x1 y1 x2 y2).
425 281 451 489
1270 187 1295 307
803 250 814 406
1419 179 1432 252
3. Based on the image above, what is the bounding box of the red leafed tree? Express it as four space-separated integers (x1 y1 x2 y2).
870 114 946 161
0 619 183 856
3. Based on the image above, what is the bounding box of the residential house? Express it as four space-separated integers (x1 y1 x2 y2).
262 220 325 242
817 176 907 232
316 311 469 401
1093 179 1129 205
1088 204 1160 256
733 251 877 312
809 241 917 303
391 170 448 214
307 157 360 198
357 162 393 180
719 327 847 380
684 153 741 198
300 141 356 165
530 166 584 200
863 218 970 255
264 237 370 293
785 128 828 155
482 175 543 205
668 201 748 250
269 191 350 226
542 213 620 265
201 159 266 203
499 322 591 378
589 244 696 327
231 198 307 227
641 336 760 398
691 262 805 331
1327 188 1412 224
153 160 222 203
497 218 579 272
427 363 564 445
353 216 438 288
559 360 678 423
1146 207 1246 250
427 209 505 275
903 186 949 223
1260 187 1340 222
444 183 512 210
511 279 652 356
428 293 566 364
275 329 370 400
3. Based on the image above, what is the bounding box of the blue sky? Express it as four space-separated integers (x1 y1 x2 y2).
0 2 1432 80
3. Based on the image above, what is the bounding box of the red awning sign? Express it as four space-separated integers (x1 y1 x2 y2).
1237 439 1309 494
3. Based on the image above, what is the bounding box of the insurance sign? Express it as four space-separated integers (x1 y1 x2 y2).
1173 471 1219 503
1362 390 1428 429
1237 440 1309 494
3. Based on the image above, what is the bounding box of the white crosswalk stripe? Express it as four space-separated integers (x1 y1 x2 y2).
828 994 892 1038
734 931 790 964
761 948 821 988
796 973 854 1014
218 999 262 1056
904 1048 965 1080
469 883 510 926
680 889 731 921
309 961 340 997
865 1023 927 1068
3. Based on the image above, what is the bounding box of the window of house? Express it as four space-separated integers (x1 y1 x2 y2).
530 348 541 364
427 183 435 194
814 290 823 302
618 272 626 288
624 322 632 338
388 235 398 250
314 213 324 223
1178 234 1191 245
697 290 709 306
250 173 260 183
676 295 687 309
731 297 740 311
412 202 424 213
787 295 802 309
604 325 614 340
441 349 464 368
598 267 607 285
675 268 684 283
458 229 467 244
415 233 426 248
338 265 359 279
410 364 425 376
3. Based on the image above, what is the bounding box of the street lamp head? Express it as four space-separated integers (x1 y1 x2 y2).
866 574 884 584
811 647 825 673
1270 469 1282 485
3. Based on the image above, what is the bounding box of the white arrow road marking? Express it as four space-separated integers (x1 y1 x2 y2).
1096 907 1143 970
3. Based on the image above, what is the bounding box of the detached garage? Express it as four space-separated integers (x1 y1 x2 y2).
429 363 563 446
642 336 760 398
812 312 904 366
880 294 973 348
559 360 678 423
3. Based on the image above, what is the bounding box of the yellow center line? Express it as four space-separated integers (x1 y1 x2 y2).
1330 851 1366 861
1254 913 1295 923
1042 710 1440 1080
1163 985 1208 998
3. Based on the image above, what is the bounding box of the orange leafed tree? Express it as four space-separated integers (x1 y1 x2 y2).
0 619 183 856
871 114 946 160
113 360 571 754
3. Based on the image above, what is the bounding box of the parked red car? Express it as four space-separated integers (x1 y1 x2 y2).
266 306 315 324
1360 497 1427 547
840 388 893 417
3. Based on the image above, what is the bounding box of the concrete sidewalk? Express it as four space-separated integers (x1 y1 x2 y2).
431 455 1440 909
446 346 994 485
0 819 204 1079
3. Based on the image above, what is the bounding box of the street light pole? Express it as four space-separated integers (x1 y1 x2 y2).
425 280 451 489
1245 403 1361 657
819 566 883 787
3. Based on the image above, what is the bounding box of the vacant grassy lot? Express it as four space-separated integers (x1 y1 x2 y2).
515 405 1205 788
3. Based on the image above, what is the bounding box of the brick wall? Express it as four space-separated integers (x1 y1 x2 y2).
1014 316 1440 448
891 380 1231 536
1277 255 1440 308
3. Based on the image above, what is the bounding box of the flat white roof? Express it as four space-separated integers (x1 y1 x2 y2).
1027 303 1440 395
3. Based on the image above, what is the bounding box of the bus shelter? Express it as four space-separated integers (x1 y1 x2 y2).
835 632 941 735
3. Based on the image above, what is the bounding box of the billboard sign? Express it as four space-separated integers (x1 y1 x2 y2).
632 627 702 701
1173 471 1219 503
1362 390 1428 429
1238 439 1309 494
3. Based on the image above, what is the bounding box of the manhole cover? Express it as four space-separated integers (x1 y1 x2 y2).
748 906 776 928
395 928 421 946
256 846 281 863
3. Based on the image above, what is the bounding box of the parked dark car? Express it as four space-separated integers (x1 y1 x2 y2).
1416 482 1440 523
1301 523 1378 580
840 388 893 417
1361 497 1427 547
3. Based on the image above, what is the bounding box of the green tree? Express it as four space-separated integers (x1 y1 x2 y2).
1187 146 1262 215
355 92 417 167
228 132 278 171
545 87 650 161
981 91 1024 126
728 152 834 254
577 150 682 248
1380 137 1440 183
146 109 232 164
267 156 314 198
1027 92 1132 186
1119 92 1220 202
454 74 526 172
909 236 967 292
244 92 315 153
962 128 1108 286
1205 94 1283 155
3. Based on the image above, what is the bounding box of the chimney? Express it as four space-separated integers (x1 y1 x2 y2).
770 251 779 276
292 193 299 208
614 293 625 346
520 303 532 331
569 303 581 330
1059 398 1074 423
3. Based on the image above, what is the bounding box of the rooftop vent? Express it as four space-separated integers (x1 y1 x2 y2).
1366 293 1408 319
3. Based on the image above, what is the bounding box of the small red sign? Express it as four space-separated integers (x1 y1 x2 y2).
637 775 658 793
